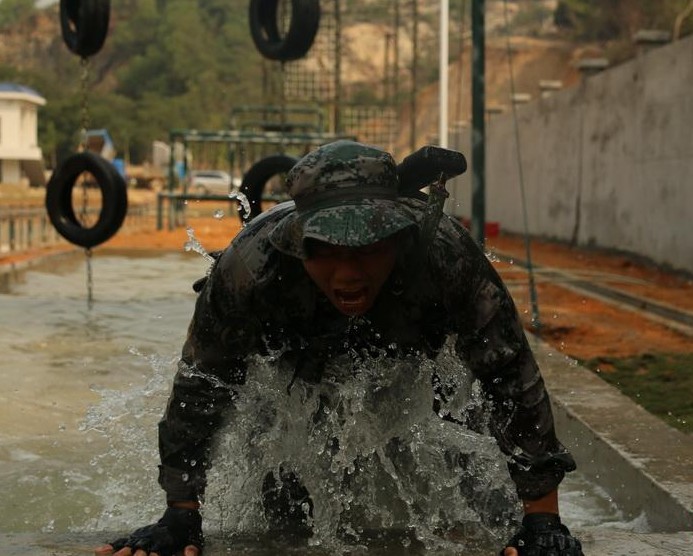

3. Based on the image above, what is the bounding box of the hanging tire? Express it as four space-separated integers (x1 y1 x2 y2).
249 0 321 62
60 0 111 58
238 154 298 222
396 145 467 199
45 151 128 249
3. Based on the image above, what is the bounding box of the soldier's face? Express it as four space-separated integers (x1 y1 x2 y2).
302 237 398 316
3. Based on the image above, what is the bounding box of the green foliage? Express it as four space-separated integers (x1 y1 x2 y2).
4 0 265 165
506 4 554 37
8 0 690 166
554 0 693 41
102 0 264 162
554 0 625 40
582 352 693 433
0 0 35 30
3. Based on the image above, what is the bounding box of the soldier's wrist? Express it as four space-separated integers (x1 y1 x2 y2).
167 499 201 510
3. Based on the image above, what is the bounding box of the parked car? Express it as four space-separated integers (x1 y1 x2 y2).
187 170 239 195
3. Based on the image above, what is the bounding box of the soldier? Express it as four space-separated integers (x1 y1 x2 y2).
96 140 583 556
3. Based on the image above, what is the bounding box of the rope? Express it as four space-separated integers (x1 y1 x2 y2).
502 0 541 331
79 56 95 308
85 247 94 309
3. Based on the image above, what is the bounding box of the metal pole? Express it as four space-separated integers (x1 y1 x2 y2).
334 0 342 134
393 0 400 107
384 32 392 103
439 0 449 147
471 0 486 247
410 0 419 152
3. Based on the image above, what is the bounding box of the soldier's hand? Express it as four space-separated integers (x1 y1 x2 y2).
500 513 583 555
94 507 203 556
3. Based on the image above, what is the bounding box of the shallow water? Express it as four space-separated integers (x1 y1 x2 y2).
0 251 625 552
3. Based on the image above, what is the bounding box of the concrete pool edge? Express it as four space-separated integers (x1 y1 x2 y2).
532 335 693 533
0 247 77 276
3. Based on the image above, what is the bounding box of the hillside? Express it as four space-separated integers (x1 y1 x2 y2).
0 0 689 166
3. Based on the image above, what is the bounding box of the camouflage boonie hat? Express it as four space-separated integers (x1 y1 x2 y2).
269 140 417 259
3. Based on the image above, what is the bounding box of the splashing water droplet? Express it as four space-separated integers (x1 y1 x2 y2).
184 227 215 263
228 191 251 222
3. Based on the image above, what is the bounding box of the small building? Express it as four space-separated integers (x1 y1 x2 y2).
0 82 46 187
84 128 116 161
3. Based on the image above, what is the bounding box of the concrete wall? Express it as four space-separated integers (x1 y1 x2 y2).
0 98 43 159
448 34 693 274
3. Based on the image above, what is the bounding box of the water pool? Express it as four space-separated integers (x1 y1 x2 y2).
0 250 626 552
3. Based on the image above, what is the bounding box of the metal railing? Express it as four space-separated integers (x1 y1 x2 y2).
0 207 64 253
156 191 288 230
0 204 152 255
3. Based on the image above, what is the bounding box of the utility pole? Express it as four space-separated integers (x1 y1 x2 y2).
439 0 449 147
471 0 486 247
334 0 342 134
393 0 400 108
410 0 418 152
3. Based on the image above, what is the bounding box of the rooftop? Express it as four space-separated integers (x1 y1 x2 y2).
0 82 46 105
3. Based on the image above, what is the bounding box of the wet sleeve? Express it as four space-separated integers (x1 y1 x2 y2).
157 255 261 503
448 257 576 500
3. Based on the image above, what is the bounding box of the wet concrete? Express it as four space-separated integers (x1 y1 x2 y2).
534 335 693 532
2 528 693 555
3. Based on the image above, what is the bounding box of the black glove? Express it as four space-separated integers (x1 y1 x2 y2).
109 507 204 555
500 513 583 556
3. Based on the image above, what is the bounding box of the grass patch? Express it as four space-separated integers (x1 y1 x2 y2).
580 353 693 434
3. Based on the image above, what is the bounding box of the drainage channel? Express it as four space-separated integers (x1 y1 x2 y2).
494 253 693 337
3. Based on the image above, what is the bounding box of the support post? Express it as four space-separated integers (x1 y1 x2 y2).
439 0 449 148
471 0 486 247
410 0 418 152
333 0 342 134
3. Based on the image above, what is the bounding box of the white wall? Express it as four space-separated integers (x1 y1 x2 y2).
0 98 43 160
449 34 693 274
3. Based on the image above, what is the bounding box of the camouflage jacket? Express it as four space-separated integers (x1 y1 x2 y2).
157 198 575 504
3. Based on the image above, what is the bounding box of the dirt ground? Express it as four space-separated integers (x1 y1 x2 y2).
3 192 692 430
486 234 693 360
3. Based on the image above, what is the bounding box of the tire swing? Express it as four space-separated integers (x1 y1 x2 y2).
46 152 127 249
50 0 122 305
396 145 468 201
249 0 320 62
238 155 299 222
60 0 110 58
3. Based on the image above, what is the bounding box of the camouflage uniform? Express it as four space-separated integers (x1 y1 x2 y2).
158 141 576 508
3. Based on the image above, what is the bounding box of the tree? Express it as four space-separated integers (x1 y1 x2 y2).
0 0 35 30
554 0 693 41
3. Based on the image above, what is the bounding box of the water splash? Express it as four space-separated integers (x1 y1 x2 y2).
485 250 500 263
203 341 520 552
228 191 251 224
184 227 216 264
78 341 627 551
80 350 178 530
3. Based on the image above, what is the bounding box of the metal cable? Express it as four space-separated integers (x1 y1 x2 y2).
502 0 541 331
79 56 95 308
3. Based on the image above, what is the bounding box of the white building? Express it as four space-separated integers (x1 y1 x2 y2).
0 82 46 187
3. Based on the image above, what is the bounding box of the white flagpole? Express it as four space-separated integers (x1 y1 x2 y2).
439 0 449 147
